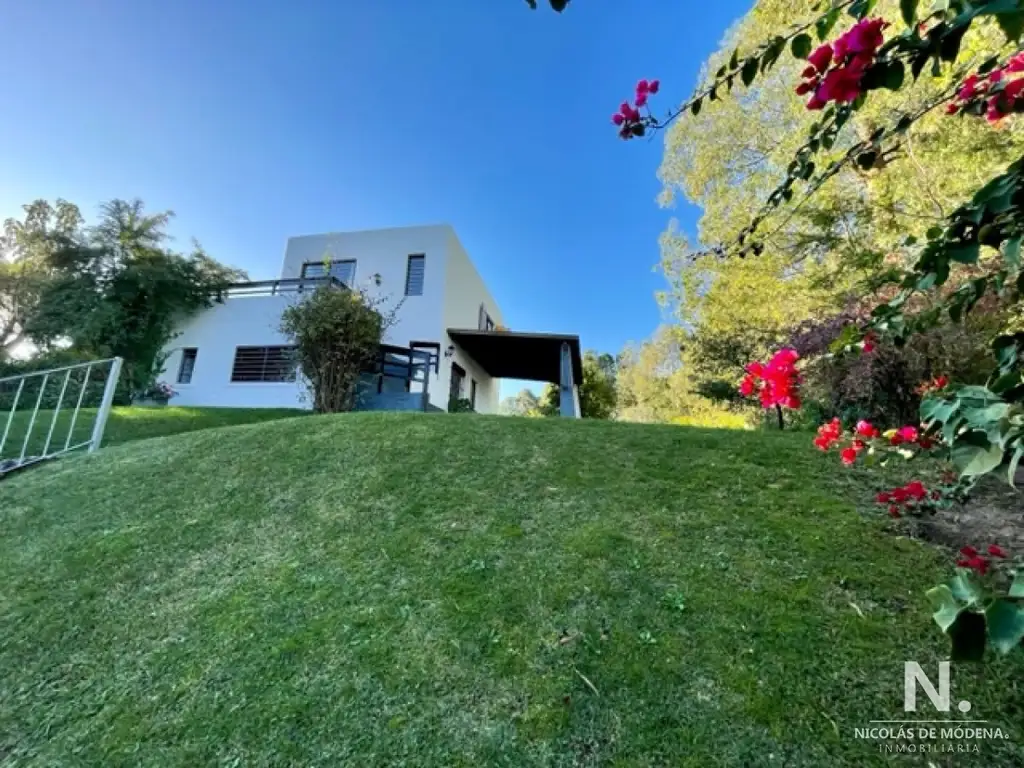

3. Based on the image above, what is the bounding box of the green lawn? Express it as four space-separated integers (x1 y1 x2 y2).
0 405 306 462
1 413 1022 765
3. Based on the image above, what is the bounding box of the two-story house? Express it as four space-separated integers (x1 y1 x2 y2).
160 225 582 416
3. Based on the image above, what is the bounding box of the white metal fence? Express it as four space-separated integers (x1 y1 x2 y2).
0 357 123 476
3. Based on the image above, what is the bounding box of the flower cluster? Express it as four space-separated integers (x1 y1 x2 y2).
875 480 940 518
144 381 177 399
957 544 1008 575
814 417 938 466
796 18 888 110
612 79 659 139
861 331 877 353
946 53 1024 123
739 348 801 409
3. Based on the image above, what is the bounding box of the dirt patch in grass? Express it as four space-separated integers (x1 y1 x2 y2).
916 477 1024 553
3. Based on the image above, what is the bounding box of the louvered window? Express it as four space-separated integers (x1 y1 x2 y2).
405 254 425 296
230 346 297 383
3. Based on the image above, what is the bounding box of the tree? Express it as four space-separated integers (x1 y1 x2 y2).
24 199 245 395
500 388 542 416
539 350 618 418
280 285 398 413
0 200 83 359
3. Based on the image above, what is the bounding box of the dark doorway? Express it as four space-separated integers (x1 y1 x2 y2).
450 362 466 404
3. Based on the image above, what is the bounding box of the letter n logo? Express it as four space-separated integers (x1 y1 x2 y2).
904 661 950 712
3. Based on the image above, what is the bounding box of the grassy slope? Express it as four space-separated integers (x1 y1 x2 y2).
1 413 1022 766
0 405 306 461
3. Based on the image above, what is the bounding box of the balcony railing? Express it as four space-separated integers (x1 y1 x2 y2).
220 276 347 298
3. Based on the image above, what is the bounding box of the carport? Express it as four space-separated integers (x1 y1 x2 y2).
445 329 582 418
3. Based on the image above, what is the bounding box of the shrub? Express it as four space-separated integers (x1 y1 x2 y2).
280 286 397 413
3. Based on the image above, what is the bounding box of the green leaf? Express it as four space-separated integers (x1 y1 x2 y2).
741 57 759 87
996 10 1024 41
949 570 983 605
900 0 919 26
927 585 963 632
986 599 1024 654
926 225 944 240
920 396 957 425
949 610 987 661
911 51 930 80
939 24 968 62
729 48 739 70
816 7 842 40
1004 237 1021 268
949 242 980 264
1010 441 1024 487
951 432 1004 477
548 0 569 10
856 150 877 170
791 33 812 59
716 64 727 78
884 61 906 90
1010 571 1024 599
690 98 702 116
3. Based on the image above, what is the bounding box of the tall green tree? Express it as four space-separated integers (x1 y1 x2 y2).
540 350 618 418
500 388 543 416
26 199 245 394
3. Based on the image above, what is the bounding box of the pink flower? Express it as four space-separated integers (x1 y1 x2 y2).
855 420 880 439
819 65 865 103
989 68 1005 83
636 79 649 94
988 544 1008 558
840 447 858 466
746 361 765 377
806 93 827 110
795 81 815 96
612 113 625 125
635 92 648 107
807 44 833 73
1006 78 1024 100
958 74 981 101
619 102 632 116
648 80 660 94
739 375 756 397
1008 53 1024 73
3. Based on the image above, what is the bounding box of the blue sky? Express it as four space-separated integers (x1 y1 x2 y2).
1 0 748 397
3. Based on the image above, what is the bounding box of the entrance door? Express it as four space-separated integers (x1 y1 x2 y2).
449 363 466 405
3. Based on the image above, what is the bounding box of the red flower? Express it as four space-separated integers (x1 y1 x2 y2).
814 418 842 451
956 558 972 568
807 44 834 73
739 375 756 397
635 92 648 107
988 544 1008 558
966 556 990 575
795 81 815 96
648 80 660 94
840 447 858 466
876 491 892 503
1008 53 1024 73
890 425 919 446
891 487 909 504
851 438 866 452
934 376 949 389
612 113 625 125
905 480 927 501
960 546 979 558
806 93 827 110
746 361 765 377
862 332 876 353
888 505 901 518
636 79 649 94
855 420 880 439
945 103 959 115
818 65 865 103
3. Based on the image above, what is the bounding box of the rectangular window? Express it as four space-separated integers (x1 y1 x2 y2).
470 379 477 409
177 348 198 384
301 259 356 286
230 346 297 383
404 254 425 296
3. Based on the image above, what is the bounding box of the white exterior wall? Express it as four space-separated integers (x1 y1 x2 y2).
160 224 503 414
439 232 504 415
163 295 307 408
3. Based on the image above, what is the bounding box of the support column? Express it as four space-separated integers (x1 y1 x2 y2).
559 342 580 419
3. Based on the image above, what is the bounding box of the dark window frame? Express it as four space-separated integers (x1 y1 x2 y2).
404 254 426 296
230 345 297 383
301 259 357 286
177 348 198 384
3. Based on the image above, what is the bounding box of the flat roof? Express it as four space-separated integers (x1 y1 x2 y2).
447 329 583 384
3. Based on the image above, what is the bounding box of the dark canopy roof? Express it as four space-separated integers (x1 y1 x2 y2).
446 329 582 384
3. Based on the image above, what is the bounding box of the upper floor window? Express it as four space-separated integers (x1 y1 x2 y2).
405 254 425 296
230 346 297 383
301 259 356 286
177 348 198 384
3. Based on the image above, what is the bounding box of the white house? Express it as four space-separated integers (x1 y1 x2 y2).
160 225 583 416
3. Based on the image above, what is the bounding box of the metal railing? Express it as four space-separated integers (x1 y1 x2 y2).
221 277 347 298
0 357 123 475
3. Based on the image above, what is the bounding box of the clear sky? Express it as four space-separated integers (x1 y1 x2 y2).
0 0 748 397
